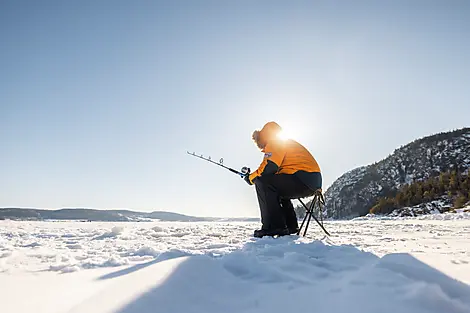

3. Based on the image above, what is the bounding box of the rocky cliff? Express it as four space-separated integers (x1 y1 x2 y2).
324 128 470 218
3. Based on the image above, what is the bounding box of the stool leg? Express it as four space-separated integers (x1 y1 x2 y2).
312 197 331 237
303 195 317 237
318 194 324 226
297 194 331 237
297 198 310 236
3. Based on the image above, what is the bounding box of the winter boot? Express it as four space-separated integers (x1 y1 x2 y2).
253 227 289 238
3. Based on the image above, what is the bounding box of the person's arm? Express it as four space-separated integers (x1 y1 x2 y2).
247 142 285 184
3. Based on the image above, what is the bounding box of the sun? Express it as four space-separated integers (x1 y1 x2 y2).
277 128 297 141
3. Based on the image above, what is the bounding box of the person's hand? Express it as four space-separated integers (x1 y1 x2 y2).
244 173 252 185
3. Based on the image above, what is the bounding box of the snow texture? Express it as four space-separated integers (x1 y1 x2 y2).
1 217 470 313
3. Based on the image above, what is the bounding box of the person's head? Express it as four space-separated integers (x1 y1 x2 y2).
252 121 282 150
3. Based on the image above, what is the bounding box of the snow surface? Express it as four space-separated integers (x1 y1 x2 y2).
1 215 470 313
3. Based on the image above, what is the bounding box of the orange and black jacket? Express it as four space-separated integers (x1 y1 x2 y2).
248 138 321 185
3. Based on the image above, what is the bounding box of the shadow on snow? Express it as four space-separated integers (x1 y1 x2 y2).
91 236 470 313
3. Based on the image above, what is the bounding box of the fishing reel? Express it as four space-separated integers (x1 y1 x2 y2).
241 166 250 176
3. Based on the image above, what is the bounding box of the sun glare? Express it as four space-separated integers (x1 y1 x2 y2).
278 129 296 141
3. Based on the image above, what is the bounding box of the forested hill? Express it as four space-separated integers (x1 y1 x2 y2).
371 170 470 216
323 127 470 219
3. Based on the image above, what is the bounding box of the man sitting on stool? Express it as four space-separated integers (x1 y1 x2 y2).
244 121 322 238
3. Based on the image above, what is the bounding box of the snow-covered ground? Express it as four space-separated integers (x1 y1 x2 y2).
1 214 470 313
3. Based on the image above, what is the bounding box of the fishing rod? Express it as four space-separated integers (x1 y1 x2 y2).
186 151 249 177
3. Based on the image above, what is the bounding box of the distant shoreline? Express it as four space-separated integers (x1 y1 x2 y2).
0 208 259 223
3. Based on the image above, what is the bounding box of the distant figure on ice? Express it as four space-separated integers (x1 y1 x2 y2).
244 121 322 238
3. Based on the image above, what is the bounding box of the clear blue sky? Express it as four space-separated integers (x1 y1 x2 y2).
1 1 469 217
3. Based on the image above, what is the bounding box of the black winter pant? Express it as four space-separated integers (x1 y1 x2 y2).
254 173 319 230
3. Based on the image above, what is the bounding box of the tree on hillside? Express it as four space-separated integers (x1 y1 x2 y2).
449 170 458 194
454 193 468 209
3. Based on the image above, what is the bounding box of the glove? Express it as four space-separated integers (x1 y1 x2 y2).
244 173 253 185
241 167 253 185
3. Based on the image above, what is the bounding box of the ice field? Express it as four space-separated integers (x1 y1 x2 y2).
1 212 469 313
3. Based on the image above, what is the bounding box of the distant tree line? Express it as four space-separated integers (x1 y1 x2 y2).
370 170 470 215
294 203 306 219
396 127 470 153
